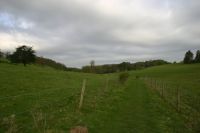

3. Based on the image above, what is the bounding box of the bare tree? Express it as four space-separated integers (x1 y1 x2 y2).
90 60 95 72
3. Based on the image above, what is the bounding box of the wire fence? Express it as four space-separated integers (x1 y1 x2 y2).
0 86 83 121
0 87 75 101
0 92 81 133
0 78 108 132
1 93 78 117
141 76 200 132
2 76 199 132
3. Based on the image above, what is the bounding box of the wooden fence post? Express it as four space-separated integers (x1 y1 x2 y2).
105 77 109 90
79 79 86 110
161 82 164 98
176 86 180 112
154 79 157 90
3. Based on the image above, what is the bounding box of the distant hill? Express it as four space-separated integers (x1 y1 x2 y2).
35 56 67 70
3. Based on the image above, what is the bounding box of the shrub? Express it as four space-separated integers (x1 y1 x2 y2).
119 72 129 84
135 75 140 79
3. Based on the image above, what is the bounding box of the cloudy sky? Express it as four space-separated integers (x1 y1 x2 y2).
0 0 200 67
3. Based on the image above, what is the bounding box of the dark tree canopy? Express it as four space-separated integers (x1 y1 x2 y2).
183 50 193 64
10 45 36 66
0 49 3 58
118 62 131 71
195 50 200 63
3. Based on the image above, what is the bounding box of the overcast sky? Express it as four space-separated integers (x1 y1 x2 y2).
0 0 200 67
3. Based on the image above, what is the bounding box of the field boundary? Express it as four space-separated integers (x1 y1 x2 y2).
141 76 200 132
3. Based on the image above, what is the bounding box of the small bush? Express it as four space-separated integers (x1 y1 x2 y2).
0 58 10 63
119 72 129 84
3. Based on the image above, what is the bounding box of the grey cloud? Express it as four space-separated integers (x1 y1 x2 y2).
0 0 200 67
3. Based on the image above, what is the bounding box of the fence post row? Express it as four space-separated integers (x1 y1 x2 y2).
142 76 200 130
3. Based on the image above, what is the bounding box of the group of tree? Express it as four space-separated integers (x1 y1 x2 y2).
183 50 200 64
82 60 169 74
1 46 36 66
0 45 72 71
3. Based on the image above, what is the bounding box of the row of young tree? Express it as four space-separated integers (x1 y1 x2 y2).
183 50 200 64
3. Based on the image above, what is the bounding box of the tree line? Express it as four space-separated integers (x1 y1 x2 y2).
82 60 169 74
1 45 199 73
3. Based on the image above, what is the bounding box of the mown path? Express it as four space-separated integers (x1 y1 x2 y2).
91 78 190 133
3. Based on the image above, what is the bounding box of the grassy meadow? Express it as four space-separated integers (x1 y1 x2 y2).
0 63 199 132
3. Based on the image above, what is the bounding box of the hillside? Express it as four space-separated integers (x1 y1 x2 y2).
0 63 199 132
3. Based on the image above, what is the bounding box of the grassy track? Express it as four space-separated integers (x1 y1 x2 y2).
0 63 197 132
87 77 189 133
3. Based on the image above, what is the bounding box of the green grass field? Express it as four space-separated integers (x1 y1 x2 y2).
0 63 199 132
